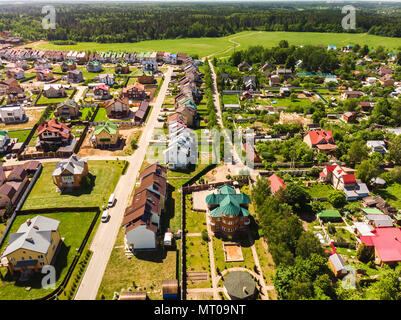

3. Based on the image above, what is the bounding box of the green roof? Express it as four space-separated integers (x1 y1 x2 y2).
224 271 256 299
361 208 383 215
206 184 250 217
318 210 342 219
137 70 153 77
0 130 8 139
219 184 235 194
94 121 118 136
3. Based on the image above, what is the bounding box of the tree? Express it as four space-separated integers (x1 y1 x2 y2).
328 190 346 208
356 158 381 183
284 183 311 211
80 175 92 189
295 232 324 259
356 243 374 263
371 265 401 300
251 177 271 207
389 135 401 165
347 140 369 164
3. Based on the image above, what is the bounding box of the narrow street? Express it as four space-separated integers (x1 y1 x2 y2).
74 67 173 300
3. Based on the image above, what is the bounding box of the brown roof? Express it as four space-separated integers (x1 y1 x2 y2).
135 172 166 199
7 165 27 181
23 161 41 171
0 183 16 199
138 163 167 180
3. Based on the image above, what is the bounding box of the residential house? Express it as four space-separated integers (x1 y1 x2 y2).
304 130 337 153
0 104 26 124
379 74 395 87
339 90 364 100
141 60 158 72
134 101 150 124
359 228 401 266
6 68 24 80
115 63 130 74
61 60 76 72
91 121 120 148
93 84 111 100
67 69 83 83
123 163 167 251
0 130 10 152
105 97 129 118
52 154 89 189
243 76 256 91
34 59 51 71
367 140 387 154
163 128 197 171
378 66 392 76
36 118 72 150
328 253 348 278
43 84 67 98
320 164 370 200
120 82 147 101
238 61 250 71
327 44 337 51
360 101 373 112
268 174 287 195
36 69 54 82
1 215 61 276
318 210 342 222
341 111 357 123
137 70 155 84
205 184 251 236
86 61 102 73
54 99 80 120
269 75 280 86
97 73 115 86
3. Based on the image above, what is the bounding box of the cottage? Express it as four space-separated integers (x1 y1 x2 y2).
0 130 10 152
93 84 111 100
36 118 72 150
67 69 84 83
367 140 387 154
120 82 147 101
91 121 120 148
36 69 54 82
105 97 129 118
243 76 256 91
318 210 342 222
328 254 348 278
86 61 102 73
97 73 115 86
339 90 364 100
6 68 24 80
0 104 26 124
269 75 281 86
54 100 80 120
205 184 251 236
115 63 130 74
379 74 395 87
360 101 373 112
163 129 197 170
137 70 155 84
43 84 67 98
304 130 337 153
1 215 61 276
52 154 89 189
341 111 357 123
268 174 286 195
61 60 76 72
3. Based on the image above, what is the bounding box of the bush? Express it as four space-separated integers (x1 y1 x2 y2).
201 229 209 242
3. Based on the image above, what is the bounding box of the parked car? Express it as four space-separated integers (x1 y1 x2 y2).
108 193 116 208
101 210 109 223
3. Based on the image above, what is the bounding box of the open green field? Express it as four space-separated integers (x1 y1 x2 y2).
0 210 97 300
186 236 211 289
23 160 124 209
32 31 401 59
375 183 401 210
96 228 177 300
8 129 31 143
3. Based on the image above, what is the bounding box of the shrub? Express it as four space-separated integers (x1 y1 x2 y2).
201 229 209 242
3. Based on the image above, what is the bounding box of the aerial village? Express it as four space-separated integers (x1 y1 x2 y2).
0 29 401 301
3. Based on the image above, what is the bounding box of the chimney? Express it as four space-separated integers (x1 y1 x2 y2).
26 219 31 226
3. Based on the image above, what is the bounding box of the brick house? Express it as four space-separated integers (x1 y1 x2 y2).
52 154 89 189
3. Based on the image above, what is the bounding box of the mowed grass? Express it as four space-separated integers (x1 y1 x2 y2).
186 236 211 289
23 160 124 209
33 31 401 59
307 183 334 198
8 129 31 143
375 183 401 210
96 228 177 300
0 210 97 300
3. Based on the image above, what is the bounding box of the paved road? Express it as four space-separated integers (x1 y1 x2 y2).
74 66 173 300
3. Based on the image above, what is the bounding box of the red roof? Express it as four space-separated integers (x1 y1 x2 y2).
342 174 356 184
37 118 71 139
268 174 286 194
361 228 401 263
307 130 334 146
95 84 109 91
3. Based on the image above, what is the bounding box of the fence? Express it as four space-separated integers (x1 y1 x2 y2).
180 187 186 300
0 163 43 247
182 178 249 193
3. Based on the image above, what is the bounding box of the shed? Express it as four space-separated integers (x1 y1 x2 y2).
162 280 178 299
119 291 147 300
329 253 348 278
361 208 383 215
318 210 342 222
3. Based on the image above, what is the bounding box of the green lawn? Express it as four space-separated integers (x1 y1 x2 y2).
375 183 401 210
96 228 177 300
8 129 32 143
186 236 211 289
308 183 333 198
222 95 239 105
23 160 124 209
33 31 401 59
36 95 69 105
93 108 108 122
185 194 207 234
0 210 97 300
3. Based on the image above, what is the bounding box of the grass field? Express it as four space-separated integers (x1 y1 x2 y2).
0 210 97 300
375 183 401 210
23 160 124 209
31 31 401 59
96 228 177 300
8 129 31 143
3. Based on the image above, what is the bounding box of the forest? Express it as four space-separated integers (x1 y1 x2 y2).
1 2 401 43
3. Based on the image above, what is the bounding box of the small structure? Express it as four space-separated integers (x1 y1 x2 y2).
366 140 387 154
52 154 89 189
162 280 179 299
328 253 348 278
268 173 286 195
318 210 342 222
86 60 102 73
224 271 256 300
119 291 147 300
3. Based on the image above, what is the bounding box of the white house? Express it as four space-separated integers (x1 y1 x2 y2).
366 140 387 154
163 128 197 170
0 104 26 123
0 130 10 152
97 73 115 86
